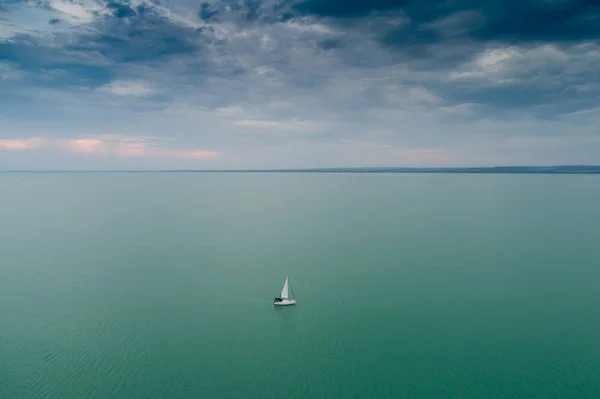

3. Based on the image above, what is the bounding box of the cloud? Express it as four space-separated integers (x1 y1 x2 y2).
0 135 218 160
294 0 600 44
233 118 319 131
113 139 147 157
0 20 25 41
101 81 155 96
49 0 97 24
0 138 45 151
157 149 218 159
409 87 441 103
67 138 107 154
73 1 203 64
0 62 24 81
1 0 600 169
64 136 218 159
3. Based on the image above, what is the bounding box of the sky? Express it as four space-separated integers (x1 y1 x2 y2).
1 0 600 170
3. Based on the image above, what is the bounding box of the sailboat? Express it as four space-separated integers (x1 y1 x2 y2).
273 276 296 306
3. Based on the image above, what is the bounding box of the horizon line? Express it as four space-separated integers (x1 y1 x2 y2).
2 165 600 174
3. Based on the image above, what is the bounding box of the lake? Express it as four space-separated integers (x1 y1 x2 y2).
1 173 599 398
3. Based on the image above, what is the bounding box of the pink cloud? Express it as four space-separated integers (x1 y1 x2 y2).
68 137 218 159
114 141 147 157
0 138 45 151
1 136 217 160
169 150 218 159
112 140 217 159
67 138 107 154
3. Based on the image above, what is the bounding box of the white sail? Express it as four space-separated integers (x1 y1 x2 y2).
280 276 289 299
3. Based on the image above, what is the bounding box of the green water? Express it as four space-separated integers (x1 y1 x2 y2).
1 173 599 398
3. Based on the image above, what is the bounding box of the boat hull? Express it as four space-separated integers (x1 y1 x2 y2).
274 299 296 306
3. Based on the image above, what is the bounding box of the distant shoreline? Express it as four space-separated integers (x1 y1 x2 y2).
3 166 600 174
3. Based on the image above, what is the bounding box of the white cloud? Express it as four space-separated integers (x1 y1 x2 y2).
101 81 155 97
409 87 441 103
283 20 336 35
0 21 25 41
449 47 520 82
448 44 588 85
233 118 319 131
476 48 520 70
439 103 477 116
49 0 98 23
214 106 247 118
0 62 24 81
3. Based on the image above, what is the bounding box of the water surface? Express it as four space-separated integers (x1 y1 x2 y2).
1 173 599 398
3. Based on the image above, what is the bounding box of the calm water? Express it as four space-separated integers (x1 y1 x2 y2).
1 173 600 398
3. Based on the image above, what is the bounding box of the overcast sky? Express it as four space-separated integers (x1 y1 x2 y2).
2 0 600 169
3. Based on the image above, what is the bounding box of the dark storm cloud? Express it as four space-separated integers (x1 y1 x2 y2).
0 0 21 12
290 0 600 73
293 0 600 42
74 2 202 63
317 37 343 50
0 1 210 89
2 0 600 118
473 0 600 43
286 0 600 116
195 0 297 25
0 36 115 87
199 2 220 21
106 1 137 18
